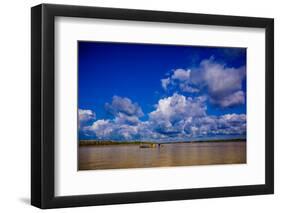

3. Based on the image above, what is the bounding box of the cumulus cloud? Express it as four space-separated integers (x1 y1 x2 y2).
161 57 246 108
104 96 144 126
199 58 246 107
150 93 206 121
78 109 96 130
114 113 140 126
179 83 200 93
79 109 96 122
212 90 245 107
78 109 96 131
87 119 113 138
149 93 207 135
85 120 141 140
105 96 143 117
82 96 144 140
145 93 246 139
186 113 246 136
172 69 191 81
161 78 170 90
161 68 199 93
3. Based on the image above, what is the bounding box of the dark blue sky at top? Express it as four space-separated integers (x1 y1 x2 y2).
78 41 246 122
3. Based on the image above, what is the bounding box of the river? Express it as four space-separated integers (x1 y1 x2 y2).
78 141 246 170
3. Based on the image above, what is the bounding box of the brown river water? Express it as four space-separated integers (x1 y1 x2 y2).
78 142 246 170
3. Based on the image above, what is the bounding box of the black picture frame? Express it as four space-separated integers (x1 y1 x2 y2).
31 3 274 209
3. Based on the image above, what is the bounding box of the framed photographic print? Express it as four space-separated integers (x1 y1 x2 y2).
31 4 274 209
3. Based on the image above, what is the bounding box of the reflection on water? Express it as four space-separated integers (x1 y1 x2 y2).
78 142 246 170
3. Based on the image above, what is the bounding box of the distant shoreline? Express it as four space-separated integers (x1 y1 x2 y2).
79 139 246 146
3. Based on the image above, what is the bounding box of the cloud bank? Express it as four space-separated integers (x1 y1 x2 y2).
80 95 246 141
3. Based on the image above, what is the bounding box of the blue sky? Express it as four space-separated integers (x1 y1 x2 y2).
78 41 246 141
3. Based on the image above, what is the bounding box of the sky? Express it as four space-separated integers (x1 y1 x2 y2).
78 41 246 142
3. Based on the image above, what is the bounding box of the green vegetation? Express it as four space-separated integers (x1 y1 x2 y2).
79 138 246 146
79 140 154 146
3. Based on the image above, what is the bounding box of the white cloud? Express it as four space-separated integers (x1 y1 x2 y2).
105 96 143 117
78 109 96 129
212 90 245 107
199 58 246 104
179 83 200 93
161 68 199 93
82 96 144 140
184 113 246 137
114 113 140 126
171 69 191 81
161 57 246 107
105 96 143 127
79 109 96 122
85 119 141 140
161 78 170 90
149 93 207 134
220 113 246 124
86 119 114 139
